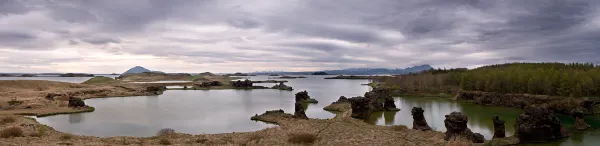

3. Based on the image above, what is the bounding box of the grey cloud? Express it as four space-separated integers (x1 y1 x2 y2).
80 37 121 45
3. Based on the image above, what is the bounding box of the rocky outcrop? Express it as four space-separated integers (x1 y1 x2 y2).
411 107 431 131
492 115 506 138
444 112 485 143
197 81 223 87
348 89 400 120
146 85 166 95
295 91 318 103
68 97 86 108
294 102 308 119
454 91 600 115
514 106 568 143
232 80 253 88
250 109 294 124
348 97 371 119
323 96 350 112
271 83 293 91
571 109 590 131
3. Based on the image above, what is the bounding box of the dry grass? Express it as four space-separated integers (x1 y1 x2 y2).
392 125 409 131
248 134 265 143
1 116 16 124
159 138 172 145
156 128 175 137
0 126 24 138
59 134 72 140
287 133 317 144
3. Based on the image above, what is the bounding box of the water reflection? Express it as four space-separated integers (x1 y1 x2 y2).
366 96 522 140
68 114 84 124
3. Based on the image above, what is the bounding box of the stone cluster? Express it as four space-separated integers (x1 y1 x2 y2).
348 88 399 119
232 79 253 87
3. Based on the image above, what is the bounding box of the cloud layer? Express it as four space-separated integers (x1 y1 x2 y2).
1 0 599 73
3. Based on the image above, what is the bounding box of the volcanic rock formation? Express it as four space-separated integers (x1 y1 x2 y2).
294 102 308 119
514 106 569 143
411 107 431 131
444 112 485 143
492 115 506 138
571 109 590 131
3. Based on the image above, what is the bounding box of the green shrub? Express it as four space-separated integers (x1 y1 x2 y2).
156 128 175 137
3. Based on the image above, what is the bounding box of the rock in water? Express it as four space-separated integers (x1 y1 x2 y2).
68 97 86 107
515 107 569 143
444 112 485 143
146 85 166 95
411 107 431 131
232 79 253 87
294 102 308 119
492 115 506 138
365 88 398 111
295 91 310 102
349 97 371 119
571 109 590 131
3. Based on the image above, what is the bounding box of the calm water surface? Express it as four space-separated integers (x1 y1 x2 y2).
32 75 600 145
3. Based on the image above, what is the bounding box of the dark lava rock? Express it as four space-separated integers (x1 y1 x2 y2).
571 109 590 131
411 107 431 131
348 97 371 119
294 102 308 119
444 112 485 143
198 81 223 87
294 90 317 103
492 115 506 138
365 88 398 111
146 85 166 95
515 107 569 143
271 82 293 91
332 96 348 104
68 97 86 107
232 79 253 87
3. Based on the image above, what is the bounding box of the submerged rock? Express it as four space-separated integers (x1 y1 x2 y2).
515 107 568 143
411 107 431 131
571 109 590 131
444 112 485 143
295 91 318 103
68 97 86 108
349 97 371 119
294 102 308 119
492 115 506 138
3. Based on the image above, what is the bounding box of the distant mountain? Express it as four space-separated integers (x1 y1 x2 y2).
251 64 434 75
122 66 152 74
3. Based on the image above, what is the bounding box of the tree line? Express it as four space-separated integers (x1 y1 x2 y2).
379 62 600 97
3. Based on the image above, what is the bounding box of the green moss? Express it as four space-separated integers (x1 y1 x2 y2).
82 76 118 84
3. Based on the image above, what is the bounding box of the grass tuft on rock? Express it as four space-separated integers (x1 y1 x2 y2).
1 126 24 138
287 133 317 144
59 134 72 140
156 128 175 137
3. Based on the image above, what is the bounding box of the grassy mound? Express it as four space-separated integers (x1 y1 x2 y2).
82 76 118 85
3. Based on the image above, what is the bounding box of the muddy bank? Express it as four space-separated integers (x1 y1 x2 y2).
454 91 600 115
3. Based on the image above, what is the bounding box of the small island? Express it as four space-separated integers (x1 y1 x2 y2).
311 71 329 75
20 74 36 77
224 72 256 76
0 74 14 77
273 76 307 79
59 73 95 77
324 75 372 79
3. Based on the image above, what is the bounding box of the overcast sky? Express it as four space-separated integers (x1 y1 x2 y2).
1 0 599 73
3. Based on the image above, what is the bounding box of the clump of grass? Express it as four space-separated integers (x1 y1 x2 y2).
287 133 317 144
248 134 264 143
1 116 16 124
0 126 24 138
391 125 408 131
59 134 72 140
195 138 208 143
7 98 24 106
36 125 51 136
156 128 175 137
159 138 172 145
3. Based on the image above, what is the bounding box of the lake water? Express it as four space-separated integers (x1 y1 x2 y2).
31 75 600 145
0 74 119 83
